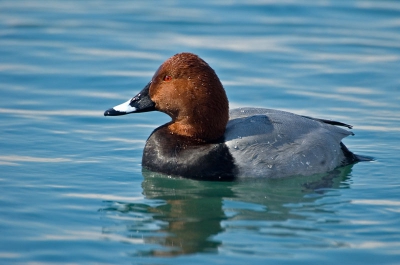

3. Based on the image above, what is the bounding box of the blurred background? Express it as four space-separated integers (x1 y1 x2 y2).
0 1 399 264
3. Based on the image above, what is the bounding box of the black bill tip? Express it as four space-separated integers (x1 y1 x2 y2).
104 108 127 116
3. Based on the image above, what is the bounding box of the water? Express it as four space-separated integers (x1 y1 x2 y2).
1 1 400 264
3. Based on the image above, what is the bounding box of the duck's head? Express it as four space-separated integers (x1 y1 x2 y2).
104 52 229 142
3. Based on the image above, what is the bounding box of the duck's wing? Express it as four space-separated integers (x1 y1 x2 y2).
227 108 353 141
225 108 355 178
301 115 353 129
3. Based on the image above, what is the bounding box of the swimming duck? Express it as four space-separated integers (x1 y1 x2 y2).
104 52 366 180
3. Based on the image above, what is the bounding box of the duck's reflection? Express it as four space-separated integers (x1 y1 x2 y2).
102 166 353 256
138 172 236 256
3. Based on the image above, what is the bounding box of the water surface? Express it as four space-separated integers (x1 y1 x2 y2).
1 1 400 264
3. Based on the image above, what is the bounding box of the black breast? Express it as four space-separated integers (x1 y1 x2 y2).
142 125 237 181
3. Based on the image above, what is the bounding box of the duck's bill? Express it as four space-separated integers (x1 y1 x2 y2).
104 82 156 116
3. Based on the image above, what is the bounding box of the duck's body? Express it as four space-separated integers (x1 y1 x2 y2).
141 107 358 180
105 53 366 180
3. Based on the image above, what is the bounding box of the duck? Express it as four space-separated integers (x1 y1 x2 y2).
104 52 368 180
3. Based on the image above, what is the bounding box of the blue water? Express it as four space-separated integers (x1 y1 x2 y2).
1 1 400 264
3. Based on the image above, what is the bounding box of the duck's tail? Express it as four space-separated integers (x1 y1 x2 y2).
354 154 374 162
340 142 373 165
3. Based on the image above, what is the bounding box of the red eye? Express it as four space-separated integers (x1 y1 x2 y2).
163 75 172 82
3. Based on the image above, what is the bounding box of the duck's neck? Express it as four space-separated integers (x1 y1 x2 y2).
168 108 228 142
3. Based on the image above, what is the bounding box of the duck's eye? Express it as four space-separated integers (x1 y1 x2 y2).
163 75 172 82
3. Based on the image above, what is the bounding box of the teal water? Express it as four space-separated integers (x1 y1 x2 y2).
1 1 400 264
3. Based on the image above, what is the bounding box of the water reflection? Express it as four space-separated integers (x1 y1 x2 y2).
102 166 353 256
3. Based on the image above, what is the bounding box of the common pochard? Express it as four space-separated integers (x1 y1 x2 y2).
104 52 367 180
